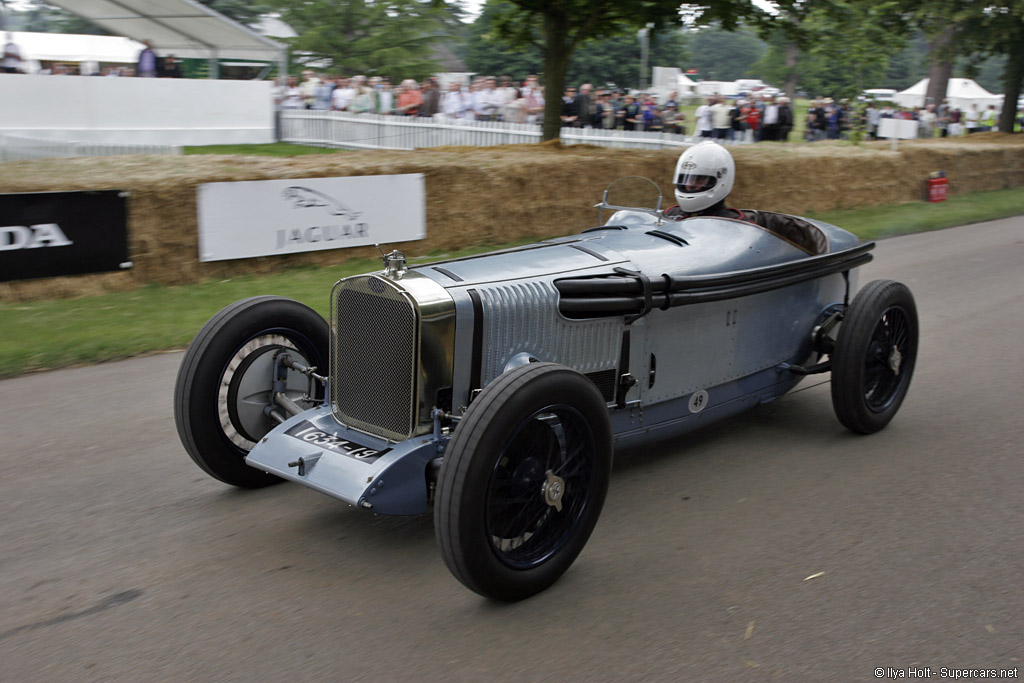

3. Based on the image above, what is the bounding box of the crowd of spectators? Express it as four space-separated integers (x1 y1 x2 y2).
862 100 1010 138
275 71 691 134
6 31 1022 137
693 94 795 142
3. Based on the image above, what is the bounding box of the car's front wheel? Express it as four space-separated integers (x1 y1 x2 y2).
174 296 329 488
434 363 613 601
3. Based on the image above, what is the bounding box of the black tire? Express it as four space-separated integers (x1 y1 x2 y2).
174 296 329 488
831 280 918 434
434 363 613 601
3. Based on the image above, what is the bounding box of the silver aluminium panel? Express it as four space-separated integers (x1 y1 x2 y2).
475 279 622 386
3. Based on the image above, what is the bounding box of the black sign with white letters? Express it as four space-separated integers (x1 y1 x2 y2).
0 190 129 282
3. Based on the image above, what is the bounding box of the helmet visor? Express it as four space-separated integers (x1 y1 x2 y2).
676 173 717 194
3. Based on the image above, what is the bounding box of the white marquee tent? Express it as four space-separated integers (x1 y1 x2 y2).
893 78 1003 112
6 31 144 73
38 0 287 77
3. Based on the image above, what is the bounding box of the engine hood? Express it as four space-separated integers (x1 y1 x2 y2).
412 212 859 289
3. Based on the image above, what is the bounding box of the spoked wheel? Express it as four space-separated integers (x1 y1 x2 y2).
435 363 613 601
831 280 918 434
174 296 329 488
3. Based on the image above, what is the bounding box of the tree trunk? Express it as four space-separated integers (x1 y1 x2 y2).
783 42 799 99
999 25 1024 134
541 12 572 142
924 27 956 108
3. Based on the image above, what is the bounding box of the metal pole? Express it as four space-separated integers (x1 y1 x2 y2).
639 23 654 91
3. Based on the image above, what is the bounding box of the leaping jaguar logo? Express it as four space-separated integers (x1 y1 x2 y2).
281 186 362 220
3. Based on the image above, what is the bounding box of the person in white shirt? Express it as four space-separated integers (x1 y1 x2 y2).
710 96 732 140
761 97 779 140
331 77 355 111
462 79 481 120
695 97 713 138
376 79 394 115
497 75 518 121
2 33 22 74
442 81 470 119
475 77 505 121
964 104 980 133
919 103 937 137
280 76 303 109
522 76 545 124
299 70 320 109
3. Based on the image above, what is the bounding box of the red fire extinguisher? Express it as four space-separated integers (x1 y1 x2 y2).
926 171 948 203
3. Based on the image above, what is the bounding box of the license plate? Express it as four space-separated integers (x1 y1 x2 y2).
285 421 389 463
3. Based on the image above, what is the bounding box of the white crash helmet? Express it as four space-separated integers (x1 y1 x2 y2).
673 141 735 213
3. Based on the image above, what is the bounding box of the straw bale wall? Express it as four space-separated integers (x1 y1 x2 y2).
2 134 1022 303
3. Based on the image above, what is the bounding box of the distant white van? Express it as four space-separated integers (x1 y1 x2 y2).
863 88 898 101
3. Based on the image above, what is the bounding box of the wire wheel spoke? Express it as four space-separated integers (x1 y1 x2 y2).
486 406 594 569
862 305 913 411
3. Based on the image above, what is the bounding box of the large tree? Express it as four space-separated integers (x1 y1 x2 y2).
466 0 690 90
266 0 446 80
754 2 902 100
487 0 778 140
958 2 1024 133
876 0 1024 132
687 23 767 82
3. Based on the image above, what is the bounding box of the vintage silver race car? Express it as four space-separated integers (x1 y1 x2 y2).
174 177 918 601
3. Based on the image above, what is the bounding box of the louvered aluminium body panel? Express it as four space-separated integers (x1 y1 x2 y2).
475 279 622 387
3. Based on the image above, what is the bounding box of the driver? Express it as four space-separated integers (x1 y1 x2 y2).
665 141 747 221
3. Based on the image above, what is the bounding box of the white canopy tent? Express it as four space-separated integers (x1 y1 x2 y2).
40 0 287 77
6 31 144 73
893 78 1003 112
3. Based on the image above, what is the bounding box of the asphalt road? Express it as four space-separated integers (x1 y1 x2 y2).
1 217 1022 682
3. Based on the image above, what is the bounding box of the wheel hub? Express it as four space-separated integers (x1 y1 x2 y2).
542 470 565 512
888 345 903 376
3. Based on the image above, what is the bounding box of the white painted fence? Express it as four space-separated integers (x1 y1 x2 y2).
280 110 703 151
0 134 182 162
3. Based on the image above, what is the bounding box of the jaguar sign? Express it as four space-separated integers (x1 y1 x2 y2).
196 174 426 262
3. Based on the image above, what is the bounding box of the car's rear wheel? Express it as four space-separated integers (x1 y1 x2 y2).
831 280 918 434
174 296 329 488
434 363 613 601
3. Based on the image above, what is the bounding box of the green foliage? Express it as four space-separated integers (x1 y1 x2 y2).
687 24 767 82
195 0 272 26
476 0 774 138
3 1 108 34
884 33 928 90
266 0 446 80
466 1 690 89
751 2 905 100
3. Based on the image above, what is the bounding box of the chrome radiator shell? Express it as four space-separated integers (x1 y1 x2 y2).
330 272 455 442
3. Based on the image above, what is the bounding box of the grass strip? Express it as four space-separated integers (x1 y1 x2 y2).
1 189 1022 378
806 186 1024 241
0 239 534 378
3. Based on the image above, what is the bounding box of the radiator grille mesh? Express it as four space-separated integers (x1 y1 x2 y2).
331 276 418 441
